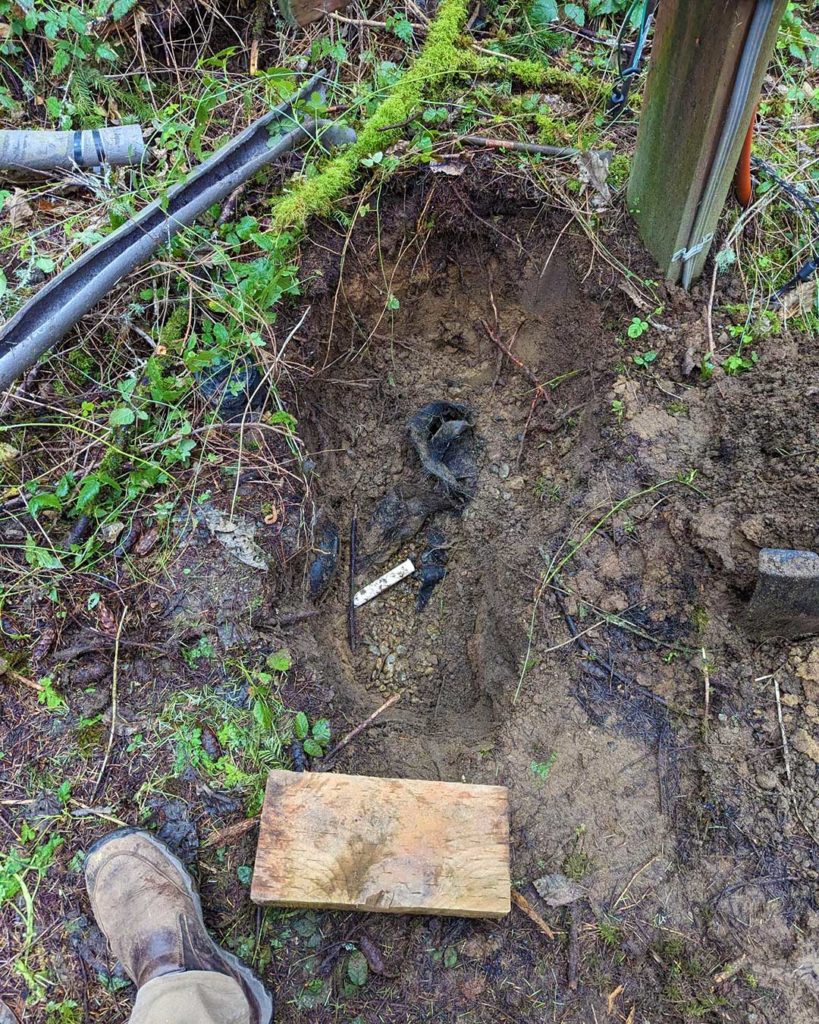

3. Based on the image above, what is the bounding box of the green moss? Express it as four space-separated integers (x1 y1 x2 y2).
463 53 609 101
271 0 470 230
270 0 606 232
609 152 631 187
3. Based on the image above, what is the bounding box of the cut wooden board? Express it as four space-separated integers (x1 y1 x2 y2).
278 0 351 28
251 770 510 918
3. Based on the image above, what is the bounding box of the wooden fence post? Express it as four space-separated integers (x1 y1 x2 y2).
628 0 787 286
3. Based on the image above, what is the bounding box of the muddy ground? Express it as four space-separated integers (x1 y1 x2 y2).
2 173 818 1023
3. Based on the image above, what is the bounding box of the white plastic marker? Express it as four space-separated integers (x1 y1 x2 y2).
353 558 416 608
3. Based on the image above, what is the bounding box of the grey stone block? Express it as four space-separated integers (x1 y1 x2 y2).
747 548 819 638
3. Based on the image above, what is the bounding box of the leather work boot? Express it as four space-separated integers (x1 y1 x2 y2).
85 829 273 1024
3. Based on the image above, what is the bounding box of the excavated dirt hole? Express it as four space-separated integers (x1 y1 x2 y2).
286 193 686 909
300 207 603 765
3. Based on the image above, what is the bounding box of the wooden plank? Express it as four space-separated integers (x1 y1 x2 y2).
278 0 351 28
251 770 511 918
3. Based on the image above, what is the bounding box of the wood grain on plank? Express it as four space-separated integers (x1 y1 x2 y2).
278 0 351 27
251 770 510 918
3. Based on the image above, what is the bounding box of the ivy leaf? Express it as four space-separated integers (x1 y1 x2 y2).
347 950 369 987
293 711 309 741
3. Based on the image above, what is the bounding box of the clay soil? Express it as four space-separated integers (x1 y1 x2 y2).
2 173 818 1023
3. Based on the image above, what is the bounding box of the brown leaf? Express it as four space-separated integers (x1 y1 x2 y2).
96 602 118 634
31 625 56 665
7 189 34 229
199 724 222 760
133 525 160 556
511 890 556 938
358 934 386 975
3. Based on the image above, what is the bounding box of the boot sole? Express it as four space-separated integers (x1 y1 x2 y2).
86 828 274 1024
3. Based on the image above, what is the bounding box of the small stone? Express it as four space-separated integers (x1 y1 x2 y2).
502 491 512 501
793 727 819 764
498 463 510 480
507 476 525 491
755 771 778 791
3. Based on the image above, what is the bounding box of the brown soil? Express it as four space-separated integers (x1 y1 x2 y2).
2 173 818 1023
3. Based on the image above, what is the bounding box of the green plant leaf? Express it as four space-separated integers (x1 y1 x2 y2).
563 2 585 25
28 492 61 516
302 738 324 758
108 406 136 427
529 0 559 26
266 648 291 672
293 711 309 740
311 719 331 746
347 950 368 987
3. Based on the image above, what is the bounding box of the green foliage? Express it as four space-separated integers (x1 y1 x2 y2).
346 950 369 987
0 831 64 907
294 713 331 758
632 349 657 368
627 316 649 339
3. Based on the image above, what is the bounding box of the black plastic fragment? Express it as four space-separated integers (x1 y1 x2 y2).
416 528 449 611
408 400 477 501
308 522 340 598
197 358 266 421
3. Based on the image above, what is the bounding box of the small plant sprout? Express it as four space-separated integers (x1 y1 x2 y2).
632 350 658 369
627 316 649 339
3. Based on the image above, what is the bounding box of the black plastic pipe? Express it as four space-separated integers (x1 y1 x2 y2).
0 72 353 392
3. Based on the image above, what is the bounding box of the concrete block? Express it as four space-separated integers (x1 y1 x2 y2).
747 549 819 638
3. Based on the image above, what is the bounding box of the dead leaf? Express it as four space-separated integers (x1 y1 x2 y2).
97 602 118 634
358 934 388 975
0 442 17 463
249 37 259 75
200 507 269 570
533 873 585 907
624 1006 635 1024
430 159 466 176
576 150 612 210
100 521 125 545
133 525 160 556
7 189 34 229
607 983 624 1013
779 275 817 320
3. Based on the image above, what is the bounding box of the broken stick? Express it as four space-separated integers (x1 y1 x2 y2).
319 691 402 766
